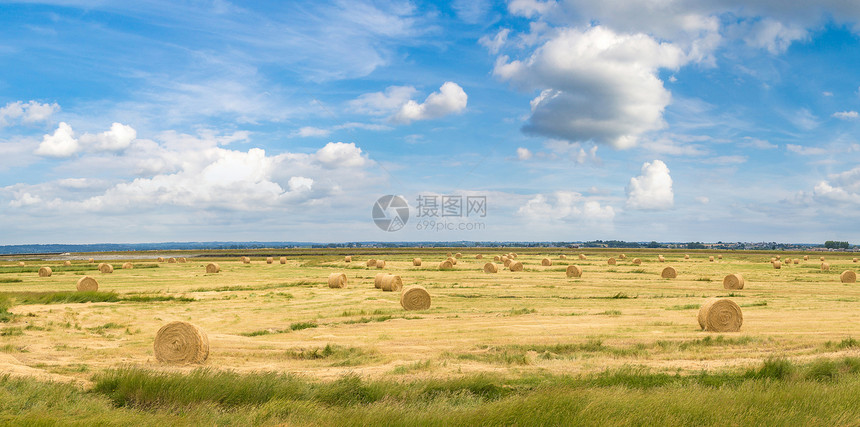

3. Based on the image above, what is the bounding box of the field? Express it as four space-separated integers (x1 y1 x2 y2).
2 248 860 425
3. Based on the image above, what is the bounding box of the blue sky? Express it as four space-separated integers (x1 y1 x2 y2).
1 0 859 244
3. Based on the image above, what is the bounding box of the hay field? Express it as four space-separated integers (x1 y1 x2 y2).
2 248 860 384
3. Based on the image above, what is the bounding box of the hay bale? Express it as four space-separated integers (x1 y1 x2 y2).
708 256 714 262
511 253 518 259
266 257 273 264
327 272 348 288
374 273 387 289
455 252 462 259
579 254 587 260
439 260 454 270
820 256 825 261
413 258 422 266
772 261 781 269
841 270 857 283
770 257 776 263
178 257 187 263
154 321 209 365
448 257 458 265
76 275 98 291
205 263 220 273
344 256 352 262
38 266 52 277
619 254 626 260
493 256 501 262
381 275 403 292
501 256 509 263
566 265 582 278
803 255 809 260
684 254 690 259
793 259 799 264
607 258 616 265
559 254 567 259
723 273 744 290
776 255 781 260
99 263 114 274
63 260 71 266
854 258 858 263
541 258 552 266
658 255 665 262
661 266 677 279
122 262 133 269
483 262 498 273
632 258 642 265
476 254 483 259
157 257 165 262
17 262 24 267
784 258 792 265
717 254 723 260
376 260 386 269
366 259 377 267
447 252 453 258
509 261 524 272
698 298 743 332
88 258 95 263
504 258 513 267
241 257 250 264
821 262 830 271
400 285 431 310
168 257 177 263
280 257 287 264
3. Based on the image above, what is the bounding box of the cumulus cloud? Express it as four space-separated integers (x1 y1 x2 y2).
314 142 367 168
626 160 674 210
833 111 859 120
348 86 418 116
391 82 468 124
34 122 79 157
80 122 137 151
516 147 533 160
0 100 59 127
517 191 615 222
739 18 807 54
808 166 860 205
495 26 686 149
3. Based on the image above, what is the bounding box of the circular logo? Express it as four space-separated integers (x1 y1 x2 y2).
372 195 409 232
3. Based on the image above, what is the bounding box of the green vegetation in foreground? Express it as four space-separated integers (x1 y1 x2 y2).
1 357 859 425
0 291 194 306
0 264 159 274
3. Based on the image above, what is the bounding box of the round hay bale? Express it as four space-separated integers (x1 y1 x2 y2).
607 258 616 265
854 258 858 263
381 275 403 292
566 265 582 278
17 262 24 267
366 259 377 267
154 321 209 365
579 254 587 260
374 273 387 289
661 266 677 279
820 256 826 261
793 259 799 264
784 258 792 265
63 260 71 266
709 256 714 262
501 256 509 263
409 258 421 266
776 255 781 260
38 266 52 277
632 258 642 265
122 262 133 269
446 252 453 258
178 257 187 263
821 262 830 271
205 263 220 273
723 273 744 290
504 258 513 267
241 257 250 264
717 254 723 260
279 257 287 264
76 275 98 291
493 255 501 262
476 254 483 259
803 255 809 260
658 255 665 262
619 254 626 260
483 262 498 273
841 270 856 283
541 258 552 266
770 257 776 263
684 254 690 259
266 257 273 264
697 298 743 332
157 257 165 262
344 256 352 262
448 257 458 265
88 258 95 263
168 257 177 264
510 253 518 259
400 285 431 310
439 260 454 270
376 260 386 269
559 254 567 259
455 252 462 259
772 261 781 269
99 263 114 274
327 272 348 288
509 261 524 272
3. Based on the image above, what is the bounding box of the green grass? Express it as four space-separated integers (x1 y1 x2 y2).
0 291 193 305
240 321 319 337
190 281 316 292
0 278 23 283
0 264 159 274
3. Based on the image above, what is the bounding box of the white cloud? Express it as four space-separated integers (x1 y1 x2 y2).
0 100 60 127
288 176 314 192
516 147 533 160
348 86 418 116
494 26 687 149
295 126 332 137
626 160 674 210
293 122 392 138
786 144 828 155
508 0 557 18
702 155 747 165
34 122 79 157
80 122 137 151
391 82 468 124
739 18 807 54
833 111 859 120
740 137 777 149
314 141 367 168
517 191 615 222
479 28 510 54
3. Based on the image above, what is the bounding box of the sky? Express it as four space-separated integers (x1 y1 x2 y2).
1 0 860 245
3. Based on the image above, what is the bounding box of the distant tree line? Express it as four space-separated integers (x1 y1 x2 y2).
824 241 850 249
